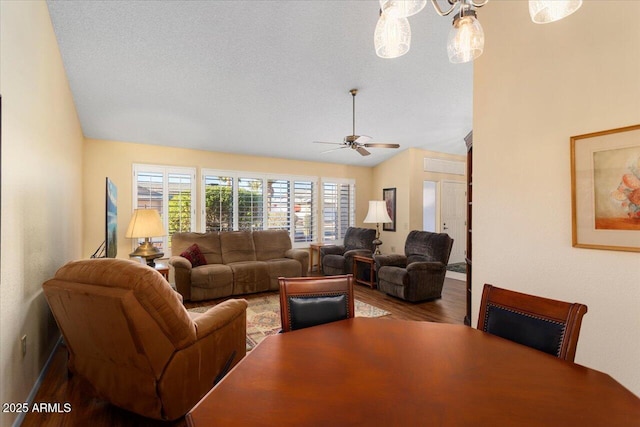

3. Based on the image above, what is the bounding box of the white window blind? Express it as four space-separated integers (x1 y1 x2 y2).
132 165 196 256
238 177 264 231
267 179 290 230
321 179 355 243
203 174 234 231
293 180 315 243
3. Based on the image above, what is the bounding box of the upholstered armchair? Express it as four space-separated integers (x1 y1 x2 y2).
42 258 247 421
375 230 453 302
320 227 376 276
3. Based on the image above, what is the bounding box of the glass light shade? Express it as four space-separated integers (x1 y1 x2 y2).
529 0 582 24
379 0 427 18
125 209 166 238
374 13 411 59
363 201 393 224
447 12 484 64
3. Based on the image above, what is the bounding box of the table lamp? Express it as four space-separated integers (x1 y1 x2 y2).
126 208 166 266
363 200 393 255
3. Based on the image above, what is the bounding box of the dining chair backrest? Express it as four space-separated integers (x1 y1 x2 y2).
278 275 355 332
477 284 588 362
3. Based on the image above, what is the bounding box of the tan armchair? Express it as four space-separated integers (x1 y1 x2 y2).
42 258 247 421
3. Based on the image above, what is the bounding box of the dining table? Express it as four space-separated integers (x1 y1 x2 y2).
186 317 640 426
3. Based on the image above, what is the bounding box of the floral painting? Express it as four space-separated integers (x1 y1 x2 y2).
571 124 640 252
593 147 640 230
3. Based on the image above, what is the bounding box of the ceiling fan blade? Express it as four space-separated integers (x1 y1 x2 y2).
354 135 372 144
356 146 371 156
363 143 400 149
321 147 348 154
313 141 344 145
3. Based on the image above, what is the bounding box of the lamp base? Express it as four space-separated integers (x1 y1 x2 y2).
129 242 164 267
373 238 382 255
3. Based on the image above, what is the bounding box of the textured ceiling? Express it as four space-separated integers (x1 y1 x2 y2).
47 0 472 167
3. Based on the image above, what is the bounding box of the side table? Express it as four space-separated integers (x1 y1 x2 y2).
154 261 170 281
309 243 333 273
352 255 376 289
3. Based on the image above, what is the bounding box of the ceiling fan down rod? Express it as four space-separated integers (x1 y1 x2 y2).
350 88 358 139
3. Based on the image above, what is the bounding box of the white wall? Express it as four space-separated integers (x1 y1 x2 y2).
0 2 84 425
474 1 640 395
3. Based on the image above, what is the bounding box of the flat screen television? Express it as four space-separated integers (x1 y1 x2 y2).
105 177 118 258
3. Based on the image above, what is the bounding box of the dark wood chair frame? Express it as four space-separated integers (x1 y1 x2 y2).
477 284 588 362
278 275 355 333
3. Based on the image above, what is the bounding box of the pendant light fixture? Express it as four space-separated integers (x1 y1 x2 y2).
374 10 411 59
379 0 427 18
529 0 583 24
374 0 583 64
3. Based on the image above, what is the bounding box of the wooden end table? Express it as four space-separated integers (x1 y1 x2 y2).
154 261 169 281
352 255 376 289
309 243 333 273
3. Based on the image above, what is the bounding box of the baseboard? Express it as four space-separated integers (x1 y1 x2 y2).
13 335 63 427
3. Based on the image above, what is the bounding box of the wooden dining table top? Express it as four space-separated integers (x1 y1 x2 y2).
186 317 640 427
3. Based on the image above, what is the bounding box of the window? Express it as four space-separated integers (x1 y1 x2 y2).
321 178 355 243
132 164 196 256
202 170 323 247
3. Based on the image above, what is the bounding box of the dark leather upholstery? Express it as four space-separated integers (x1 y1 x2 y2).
375 230 453 302
477 284 588 362
320 227 376 276
278 275 355 332
288 295 348 330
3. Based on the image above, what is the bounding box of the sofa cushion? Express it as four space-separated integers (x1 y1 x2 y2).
228 261 269 295
253 230 292 261
191 264 234 293
173 232 223 265
220 231 257 264
264 258 302 290
180 244 207 267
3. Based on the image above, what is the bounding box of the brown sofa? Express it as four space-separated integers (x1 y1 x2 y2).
170 229 309 301
42 258 247 421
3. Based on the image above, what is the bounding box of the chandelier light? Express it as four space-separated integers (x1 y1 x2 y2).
374 11 412 59
379 0 427 18
529 0 583 24
375 0 583 64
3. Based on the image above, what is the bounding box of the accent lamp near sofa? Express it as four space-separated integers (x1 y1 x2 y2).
320 227 376 276
170 229 309 301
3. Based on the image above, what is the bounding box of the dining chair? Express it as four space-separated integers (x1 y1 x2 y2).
477 284 588 362
278 275 355 332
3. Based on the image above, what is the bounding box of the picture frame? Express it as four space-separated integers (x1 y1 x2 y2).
570 124 640 252
383 187 396 232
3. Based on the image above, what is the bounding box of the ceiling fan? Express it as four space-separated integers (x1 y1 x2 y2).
313 89 400 156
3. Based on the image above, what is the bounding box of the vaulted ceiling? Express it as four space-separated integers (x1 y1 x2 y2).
47 0 472 167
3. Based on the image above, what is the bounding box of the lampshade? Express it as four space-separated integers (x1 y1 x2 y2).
447 10 484 64
363 201 393 224
529 0 582 24
125 209 166 238
379 0 427 18
374 13 411 59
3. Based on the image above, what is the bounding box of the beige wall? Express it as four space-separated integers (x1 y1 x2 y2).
474 1 640 395
83 138 373 258
0 2 84 425
372 148 466 255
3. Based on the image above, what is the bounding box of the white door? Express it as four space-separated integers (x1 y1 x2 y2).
441 181 466 264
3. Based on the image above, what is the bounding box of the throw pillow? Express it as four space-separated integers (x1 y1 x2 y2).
180 243 207 267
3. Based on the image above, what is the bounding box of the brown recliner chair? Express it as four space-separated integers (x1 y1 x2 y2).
375 230 454 302
42 258 247 421
320 227 376 276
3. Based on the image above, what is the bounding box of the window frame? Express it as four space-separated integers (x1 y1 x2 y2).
131 164 197 257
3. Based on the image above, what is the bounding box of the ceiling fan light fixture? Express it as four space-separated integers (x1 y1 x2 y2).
374 12 411 59
379 0 427 18
529 0 582 24
447 9 484 64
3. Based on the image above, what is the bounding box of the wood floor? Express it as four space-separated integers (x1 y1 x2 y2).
21 276 465 427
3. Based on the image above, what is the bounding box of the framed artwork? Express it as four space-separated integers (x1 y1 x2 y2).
383 187 396 232
571 124 640 252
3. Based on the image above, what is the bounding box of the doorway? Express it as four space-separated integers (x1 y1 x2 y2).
441 181 466 264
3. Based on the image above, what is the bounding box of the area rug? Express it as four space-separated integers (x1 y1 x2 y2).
447 262 467 274
188 293 390 350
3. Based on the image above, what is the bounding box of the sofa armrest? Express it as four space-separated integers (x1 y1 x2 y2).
192 299 248 340
406 261 446 273
169 256 193 301
320 245 345 257
344 248 373 260
375 254 407 269
285 249 309 276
